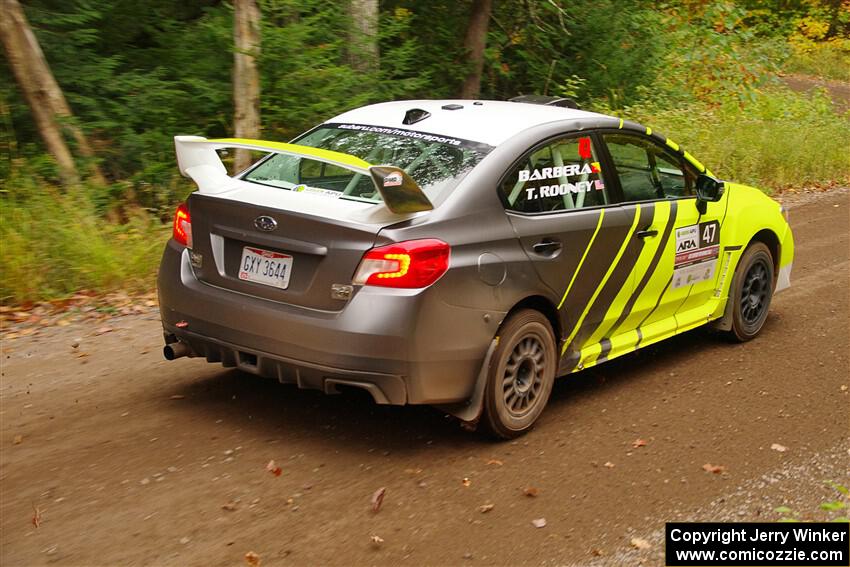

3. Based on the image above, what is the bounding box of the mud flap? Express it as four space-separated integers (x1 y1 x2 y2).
437 337 500 428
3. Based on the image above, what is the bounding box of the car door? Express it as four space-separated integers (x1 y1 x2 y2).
498 133 647 373
594 131 728 353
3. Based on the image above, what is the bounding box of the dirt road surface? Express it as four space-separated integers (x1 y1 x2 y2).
2 189 848 567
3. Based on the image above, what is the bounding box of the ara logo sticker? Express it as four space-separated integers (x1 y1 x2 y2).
518 163 595 182
676 226 699 253
383 171 403 187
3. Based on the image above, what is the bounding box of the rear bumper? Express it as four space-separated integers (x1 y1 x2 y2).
157 241 500 405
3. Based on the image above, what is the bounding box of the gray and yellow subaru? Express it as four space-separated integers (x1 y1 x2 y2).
158 96 794 437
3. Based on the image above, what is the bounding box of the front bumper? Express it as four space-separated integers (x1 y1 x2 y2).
157 242 500 405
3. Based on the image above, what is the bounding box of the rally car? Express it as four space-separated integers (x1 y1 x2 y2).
157 96 794 438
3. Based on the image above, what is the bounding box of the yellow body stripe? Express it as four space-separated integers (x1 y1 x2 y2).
645 127 652 136
209 138 372 171
665 138 680 152
618 118 624 129
682 150 707 173
558 210 605 310
561 205 642 354
585 202 669 346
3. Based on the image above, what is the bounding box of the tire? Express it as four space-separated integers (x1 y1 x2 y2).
481 309 557 439
724 242 775 342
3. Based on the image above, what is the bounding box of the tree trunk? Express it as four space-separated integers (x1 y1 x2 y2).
233 0 261 172
348 0 379 74
459 0 493 99
0 0 104 185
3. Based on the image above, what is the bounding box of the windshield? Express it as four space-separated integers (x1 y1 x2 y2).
242 123 492 204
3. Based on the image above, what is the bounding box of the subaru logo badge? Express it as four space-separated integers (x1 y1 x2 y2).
254 215 277 232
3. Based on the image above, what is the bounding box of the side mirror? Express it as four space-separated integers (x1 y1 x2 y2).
696 174 724 203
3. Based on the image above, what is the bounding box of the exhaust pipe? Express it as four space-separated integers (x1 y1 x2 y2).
163 341 193 361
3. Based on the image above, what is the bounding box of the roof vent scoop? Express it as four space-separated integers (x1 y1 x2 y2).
508 95 580 109
403 108 431 125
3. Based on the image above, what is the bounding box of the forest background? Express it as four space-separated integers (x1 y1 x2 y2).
1 0 848 304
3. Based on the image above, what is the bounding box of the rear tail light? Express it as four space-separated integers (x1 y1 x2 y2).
353 239 450 288
172 202 192 248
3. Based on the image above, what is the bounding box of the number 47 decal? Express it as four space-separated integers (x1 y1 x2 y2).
699 220 720 247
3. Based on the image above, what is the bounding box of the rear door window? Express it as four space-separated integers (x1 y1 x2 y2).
499 136 610 214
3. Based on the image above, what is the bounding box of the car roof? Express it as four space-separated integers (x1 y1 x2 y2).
324 100 609 147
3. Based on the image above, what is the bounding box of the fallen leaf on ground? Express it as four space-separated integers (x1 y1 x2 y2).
371 487 386 513
630 537 651 550
245 551 261 566
266 460 282 477
604 461 615 468
632 438 647 448
590 548 604 556
13 435 22 445
702 463 726 474
770 443 787 453
370 535 384 547
523 486 539 497
32 505 41 528
462 477 471 487
404 468 422 475
486 458 504 466
531 518 547 528
94 326 114 336
222 502 238 511
169 395 185 400
478 503 494 513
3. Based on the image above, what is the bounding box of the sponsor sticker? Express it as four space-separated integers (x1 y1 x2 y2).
383 171 403 187
673 220 720 288
293 184 342 198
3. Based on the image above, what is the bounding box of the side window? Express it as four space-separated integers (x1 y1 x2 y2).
500 136 609 214
603 134 695 201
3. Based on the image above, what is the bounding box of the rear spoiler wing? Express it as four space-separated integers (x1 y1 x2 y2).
174 136 433 214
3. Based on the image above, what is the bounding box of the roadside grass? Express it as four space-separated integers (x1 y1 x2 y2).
1 176 169 304
619 87 850 193
785 37 850 82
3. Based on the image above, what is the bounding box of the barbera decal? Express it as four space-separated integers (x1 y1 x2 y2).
518 162 599 182
672 220 720 288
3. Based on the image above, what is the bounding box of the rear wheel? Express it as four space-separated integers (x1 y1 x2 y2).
481 309 557 439
725 242 774 342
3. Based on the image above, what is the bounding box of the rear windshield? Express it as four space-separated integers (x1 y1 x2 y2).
242 123 492 204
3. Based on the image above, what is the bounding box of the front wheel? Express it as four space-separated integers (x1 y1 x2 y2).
481 309 557 439
725 242 775 342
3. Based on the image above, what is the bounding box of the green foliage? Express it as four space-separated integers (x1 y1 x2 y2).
0 168 168 303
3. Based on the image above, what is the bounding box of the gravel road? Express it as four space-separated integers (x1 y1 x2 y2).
1 188 848 567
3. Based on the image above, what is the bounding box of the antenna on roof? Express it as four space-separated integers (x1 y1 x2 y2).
403 108 431 125
508 95 580 109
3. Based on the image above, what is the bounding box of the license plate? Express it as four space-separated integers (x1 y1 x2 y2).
238 246 293 289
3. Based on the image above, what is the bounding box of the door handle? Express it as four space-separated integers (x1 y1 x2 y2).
636 229 659 239
532 239 562 255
